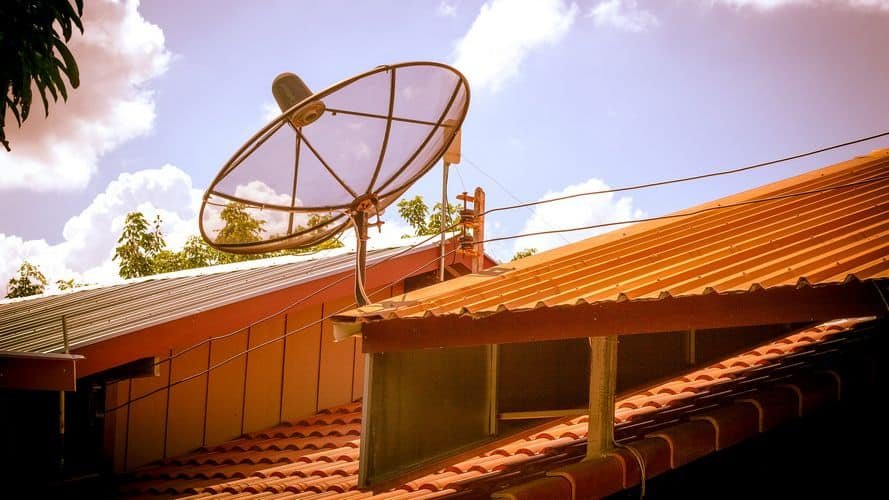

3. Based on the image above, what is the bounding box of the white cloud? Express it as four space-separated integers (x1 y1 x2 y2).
453 0 579 92
261 101 281 123
588 0 658 32
706 0 889 10
512 177 644 254
438 1 458 17
1 165 201 295
339 218 418 253
0 0 171 191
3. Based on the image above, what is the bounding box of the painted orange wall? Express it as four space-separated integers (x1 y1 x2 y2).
106 291 391 472
96 246 487 472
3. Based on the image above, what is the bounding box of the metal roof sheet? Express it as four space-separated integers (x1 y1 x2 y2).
0 240 437 354
335 149 889 326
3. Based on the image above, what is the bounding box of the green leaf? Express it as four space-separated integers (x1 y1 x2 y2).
5 97 22 126
1 0 84 149
34 77 54 117
48 60 68 101
54 38 79 88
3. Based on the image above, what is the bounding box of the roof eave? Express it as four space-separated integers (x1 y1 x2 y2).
0 351 83 391
358 279 889 353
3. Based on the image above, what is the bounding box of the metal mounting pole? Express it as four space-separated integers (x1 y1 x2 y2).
439 161 450 282
354 212 371 306
587 335 618 460
59 315 71 474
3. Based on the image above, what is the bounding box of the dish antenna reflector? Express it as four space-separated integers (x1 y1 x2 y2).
199 62 470 305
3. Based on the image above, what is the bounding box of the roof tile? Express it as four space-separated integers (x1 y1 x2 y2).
490 476 573 500
120 318 877 498
690 402 760 450
548 455 625 499
650 420 717 468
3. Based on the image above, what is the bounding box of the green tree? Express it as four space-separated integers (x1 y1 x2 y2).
511 248 538 261
112 208 346 278
396 196 459 237
113 212 166 279
279 214 344 255
55 277 85 290
216 202 265 245
5 261 48 298
151 249 184 274
177 235 220 268
396 196 429 236
1 0 84 151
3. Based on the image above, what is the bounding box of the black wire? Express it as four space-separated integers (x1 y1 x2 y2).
481 131 889 216
453 162 467 193
479 173 889 245
101 133 889 411
464 155 571 246
141 228 453 368
103 244 461 414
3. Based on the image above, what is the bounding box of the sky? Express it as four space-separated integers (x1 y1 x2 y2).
2 0 889 295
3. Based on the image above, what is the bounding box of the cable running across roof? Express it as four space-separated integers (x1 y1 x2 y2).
478 173 889 245
96 230 461 375
463 155 571 246
480 130 889 216
102 246 461 413
112 170 888 407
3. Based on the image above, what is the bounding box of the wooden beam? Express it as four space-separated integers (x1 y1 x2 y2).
0 351 83 391
89 356 160 381
587 336 618 459
499 408 587 420
362 280 887 353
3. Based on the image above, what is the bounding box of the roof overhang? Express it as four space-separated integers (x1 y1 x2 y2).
0 351 83 391
353 279 889 353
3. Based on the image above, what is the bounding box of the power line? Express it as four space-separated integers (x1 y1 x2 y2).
452 162 467 193
480 173 889 245
481 131 889 216
100 134 889 409
103 243 460 413
463 155 572 248
145 230 451 368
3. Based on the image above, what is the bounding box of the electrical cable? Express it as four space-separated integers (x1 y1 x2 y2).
614 436 647 499
478 173 889 246
101 136 889 412
111 171 884 409
103 245 461 414
453 161 468 193
464 155 572 246
479 131 889 216
144 227 456 368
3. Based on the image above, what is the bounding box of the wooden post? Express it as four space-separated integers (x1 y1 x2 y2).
486 344 498 436
439 161 450 282
474 187 485 273
685 329 697 367
587 336 618 460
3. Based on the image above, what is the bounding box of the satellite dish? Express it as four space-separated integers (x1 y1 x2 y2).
199 62 470 305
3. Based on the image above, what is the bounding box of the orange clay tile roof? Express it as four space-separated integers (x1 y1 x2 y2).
119 317 881 498
333 149 889 327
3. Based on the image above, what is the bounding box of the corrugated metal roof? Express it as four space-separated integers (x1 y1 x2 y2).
335 149 889 325
0 240 437 354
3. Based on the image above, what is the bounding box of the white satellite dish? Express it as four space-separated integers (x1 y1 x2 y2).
200 62 470 304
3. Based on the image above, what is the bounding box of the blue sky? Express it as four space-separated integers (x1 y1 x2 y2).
2 0 889 292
